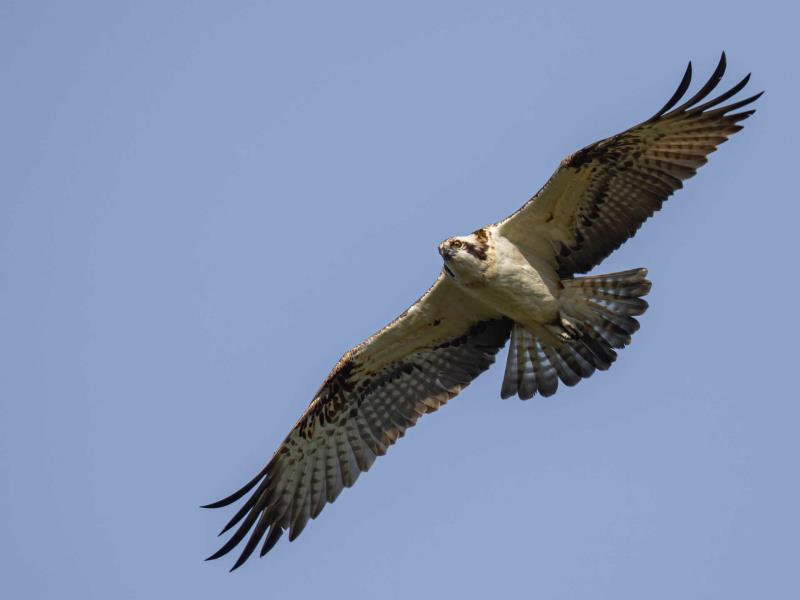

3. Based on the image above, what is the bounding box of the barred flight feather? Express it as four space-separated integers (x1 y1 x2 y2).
497 52 761 277
205 276 511 569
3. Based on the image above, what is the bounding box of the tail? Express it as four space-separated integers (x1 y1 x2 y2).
501 268 651 400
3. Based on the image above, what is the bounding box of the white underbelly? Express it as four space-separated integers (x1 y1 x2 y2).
462 237 561 326
474 267 559 324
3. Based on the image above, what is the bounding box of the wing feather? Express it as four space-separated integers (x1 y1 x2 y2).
497 52 761 277
205 275 511 569
309 443 327 519
324 435 343 503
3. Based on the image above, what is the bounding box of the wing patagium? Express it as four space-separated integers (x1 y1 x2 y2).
498 52 762 277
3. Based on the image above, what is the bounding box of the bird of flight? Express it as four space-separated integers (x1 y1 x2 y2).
205 53 760 570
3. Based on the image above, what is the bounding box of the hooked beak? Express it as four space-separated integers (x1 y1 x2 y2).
438 244 454 260
439 244 456 277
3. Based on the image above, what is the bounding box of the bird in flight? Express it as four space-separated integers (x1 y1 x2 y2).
205 53 760 570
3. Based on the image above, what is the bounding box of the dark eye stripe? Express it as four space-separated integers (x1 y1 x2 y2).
463 242 487 261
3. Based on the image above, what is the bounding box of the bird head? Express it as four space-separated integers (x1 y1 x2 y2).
438 229 491 280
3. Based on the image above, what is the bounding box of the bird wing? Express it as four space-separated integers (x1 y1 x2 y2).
204 273 511 569
496 53 761 278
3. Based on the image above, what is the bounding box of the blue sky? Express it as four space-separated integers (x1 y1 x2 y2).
2 1 798 598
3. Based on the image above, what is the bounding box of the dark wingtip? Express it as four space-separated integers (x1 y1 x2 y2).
649 60 692 121
260 525 284 557
734 109 757 118
228 550 252 573
205 506 263 568
229 558 246 572
668 52 729 114
651 52 761 121
692 72 754 113
202 492 246 510
205 548 228 562
201 462 271 509
218 517 239 536
709 90 764 116
715 51 727 81
217 494 261 536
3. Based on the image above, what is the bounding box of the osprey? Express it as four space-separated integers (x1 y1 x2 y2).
205 54 760 569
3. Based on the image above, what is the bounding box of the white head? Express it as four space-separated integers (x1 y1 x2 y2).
437 228 492 282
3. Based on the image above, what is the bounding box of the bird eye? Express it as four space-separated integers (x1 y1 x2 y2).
451 240 463 249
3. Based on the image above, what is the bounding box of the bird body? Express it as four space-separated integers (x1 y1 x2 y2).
205 53 761 570
440 227 562 327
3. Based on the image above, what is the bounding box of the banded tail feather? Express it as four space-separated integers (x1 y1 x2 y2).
501 268 651 400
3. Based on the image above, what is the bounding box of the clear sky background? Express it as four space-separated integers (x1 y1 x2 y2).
2 1 798 598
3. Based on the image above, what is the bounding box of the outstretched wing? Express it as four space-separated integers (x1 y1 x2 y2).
204 274 511 570
497 53 762 277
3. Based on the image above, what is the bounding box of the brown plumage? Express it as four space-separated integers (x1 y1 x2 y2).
205 53 760 570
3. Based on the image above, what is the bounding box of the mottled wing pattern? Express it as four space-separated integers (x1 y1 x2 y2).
204 275 511 570
497 53 761 277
